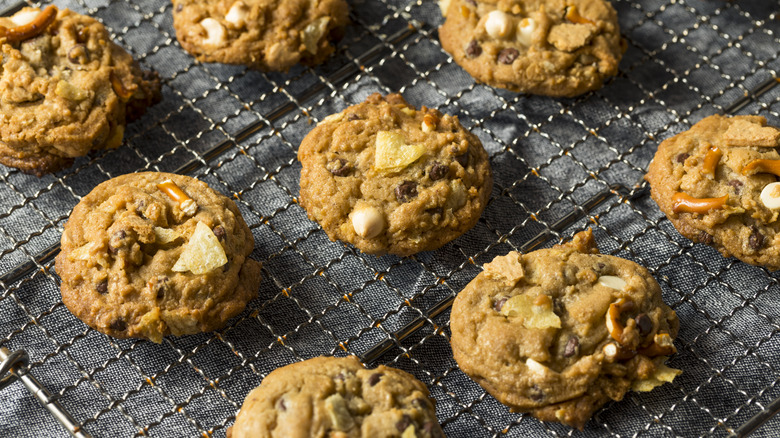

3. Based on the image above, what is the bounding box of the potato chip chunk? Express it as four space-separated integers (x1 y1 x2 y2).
374 131 426 172
632 363 682 392
500 294 562 329
154 227 180 244
172 222 227 275
302 16 331 54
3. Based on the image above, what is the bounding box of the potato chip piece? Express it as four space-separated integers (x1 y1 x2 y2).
632 363 682 392
374 131 426 172
154 227 180 244
500 294 561 329
324 393 355 431
69 242 96 261
301 16 331 54
172 222 227 275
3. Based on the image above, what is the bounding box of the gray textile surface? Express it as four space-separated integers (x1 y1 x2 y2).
1 0 780 437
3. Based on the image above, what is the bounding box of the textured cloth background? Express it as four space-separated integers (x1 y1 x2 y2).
1 0 780 437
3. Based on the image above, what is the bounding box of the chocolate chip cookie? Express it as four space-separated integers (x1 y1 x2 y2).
0 6 161 176
298 93 493 256
450 229 680 429
229 356 444 438
172 0 349 71
645 115 780 270
438 0 625 97
55 172 261 343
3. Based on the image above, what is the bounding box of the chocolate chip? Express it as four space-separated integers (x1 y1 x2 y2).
464 0 477 5
563 336 579 358
424 422 444 438
368 373 382 386
530 385 545 402
108 230 127 254
278 398 286 411
454 149 469 168
426 207 444 216
335 372 345 380
465 40 482 58
326 158 352 177
675 153 690 164
749 226 765 251
67 44 89 65
347 113 360 121
413 397 430 408
213 225 226 240
728 179 743 194
429 162 448 181
175 3 183 12
635 314 653 337
395 181 418 203
109 318 127 332
493 297 508 312
497 48 519 64
396 414 412 432
96 280 108 295
151 276 170 299
698 230 713 245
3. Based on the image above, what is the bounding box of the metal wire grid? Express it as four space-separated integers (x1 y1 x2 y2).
0 0 779 436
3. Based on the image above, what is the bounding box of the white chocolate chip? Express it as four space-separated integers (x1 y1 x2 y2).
602 342 618 359
760 182 780 209
421 120 434 133
199 18 227 47
225 1 249 27
485 10 513 39
517 17 536 46
525 358 549 377
598 275 626 290
350 206 385 238
10 9 40 26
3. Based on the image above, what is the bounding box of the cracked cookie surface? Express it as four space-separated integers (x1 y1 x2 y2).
438 0 625 96
450 229 680 429
229 356 444 438
172 0 349 71
298 93 492 256
0 7 161 176
646 115 780 270
55 172 261 343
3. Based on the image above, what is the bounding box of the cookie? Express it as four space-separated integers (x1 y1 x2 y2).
438 0 625 97
55 172 261 343
172 0 349 71
229 356 445 438
0 6 161 176
450 229 680 429
645 115 780 270
298 93 493 256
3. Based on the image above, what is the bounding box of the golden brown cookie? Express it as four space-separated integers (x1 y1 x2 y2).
438 0 625 96
298 93 493 256
55 172 261 343
450 229 680 429
0 6 161 176
172 0 349 71
230 356 445 438
645 115 780 270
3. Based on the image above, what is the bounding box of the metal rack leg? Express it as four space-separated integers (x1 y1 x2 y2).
0 347 92 438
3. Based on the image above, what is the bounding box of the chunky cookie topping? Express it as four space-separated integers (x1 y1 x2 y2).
56 172 261 343
646 115 780 269
298 93 492 256
172 0 349 71
230 356 445 438
0 7 161 175
438 0 625 96
450 229 680 429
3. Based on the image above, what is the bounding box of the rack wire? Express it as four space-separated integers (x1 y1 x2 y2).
1 0 780 436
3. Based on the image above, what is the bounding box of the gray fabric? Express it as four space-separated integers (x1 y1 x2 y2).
1 0 780 436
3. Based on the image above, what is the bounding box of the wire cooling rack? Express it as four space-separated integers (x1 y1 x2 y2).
1 0 780 437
